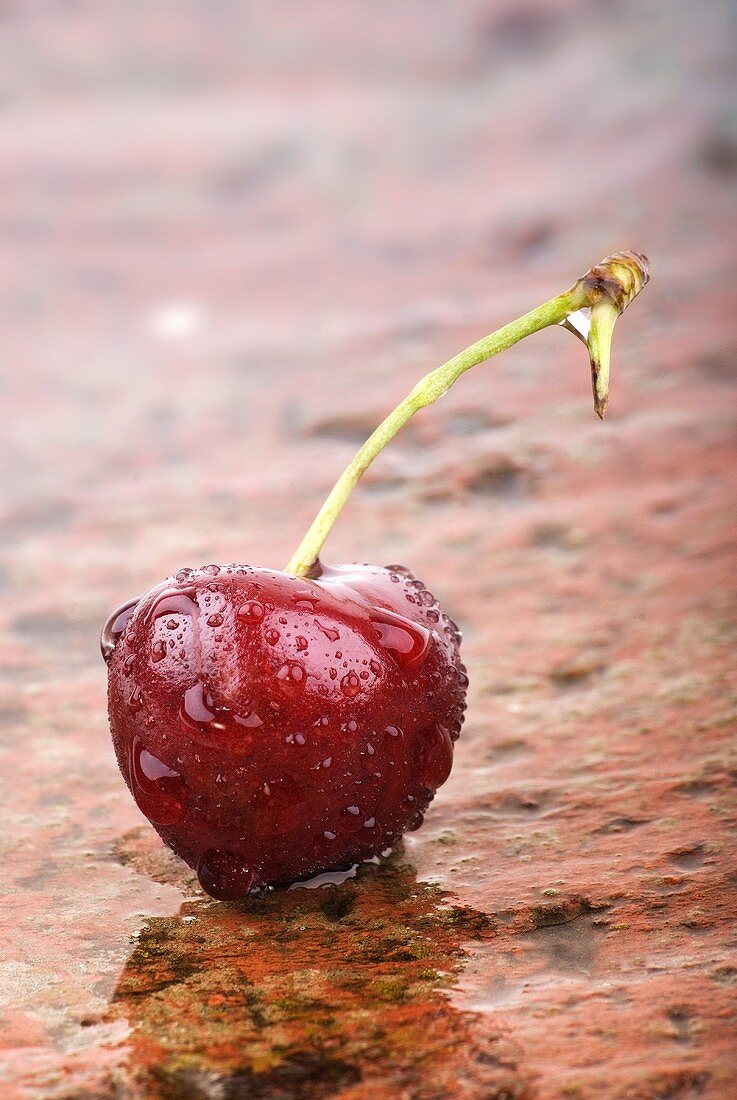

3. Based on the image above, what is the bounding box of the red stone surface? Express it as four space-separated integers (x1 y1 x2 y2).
1 3 736 1098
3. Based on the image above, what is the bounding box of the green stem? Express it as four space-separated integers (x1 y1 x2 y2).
285 283 587 578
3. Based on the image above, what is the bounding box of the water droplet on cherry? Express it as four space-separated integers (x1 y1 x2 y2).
129 737 186 825
100 597 138 664
416 723 453 790
316 619 340 642
238 601 264 623
196 848 255 900
276 661 306 696
369 608 432 670
340 671 361 698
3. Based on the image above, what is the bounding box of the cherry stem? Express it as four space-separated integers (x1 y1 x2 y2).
286 251 649 578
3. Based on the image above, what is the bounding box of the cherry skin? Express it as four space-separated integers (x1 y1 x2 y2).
103 562 467 899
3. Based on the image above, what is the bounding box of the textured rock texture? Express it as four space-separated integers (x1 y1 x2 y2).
1 2 735 1097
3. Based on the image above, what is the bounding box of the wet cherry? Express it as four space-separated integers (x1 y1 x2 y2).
104 563 466 897
103 253 649 899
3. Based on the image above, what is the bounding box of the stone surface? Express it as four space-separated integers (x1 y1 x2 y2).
1 2 736 1097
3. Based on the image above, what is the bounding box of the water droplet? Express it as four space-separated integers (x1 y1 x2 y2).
203 564 221 575
346 805 360 815
296 635 308 651
316 619 340 642
175 568 194 583
369 608 432 671
196 849 255 900
288 863 363 890
293 586 320 609
340 671 361 698
180 682 262 740
384 725 401 739
100 597 138 664
416 723 454 791
151 639 167 663
276 660 306 696
129 737 186 826
426 609 440 624
123 654 136 676
145 588 199 624
237 601 264 623
408 812 424 832
236 710 263 729
364 817 376 828
265 627 280 644
324 830 336 840
207 613 223 627
369 659 382 675
181 682 215 726
127 688 145 712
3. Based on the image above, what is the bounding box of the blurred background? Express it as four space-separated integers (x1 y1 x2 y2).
1 3 736 1098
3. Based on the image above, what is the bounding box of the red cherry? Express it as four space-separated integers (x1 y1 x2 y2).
102 253 648 900
103 562 466 898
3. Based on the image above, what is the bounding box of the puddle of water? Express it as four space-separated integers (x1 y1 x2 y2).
104 843 536 1097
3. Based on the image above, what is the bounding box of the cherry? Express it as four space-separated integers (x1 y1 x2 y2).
102 253 649 899
103 562 466 897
